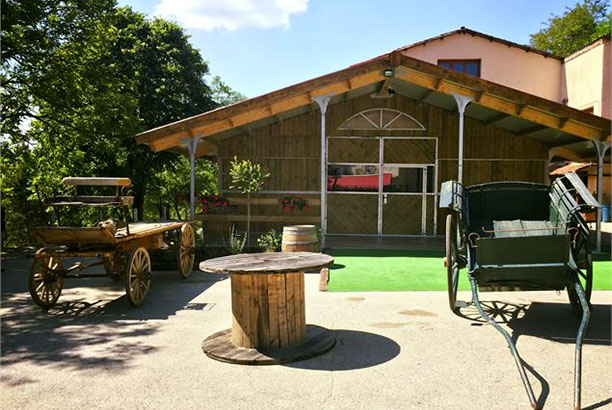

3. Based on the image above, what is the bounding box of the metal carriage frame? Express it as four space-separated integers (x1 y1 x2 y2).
440 172 599 410
29 177 196 308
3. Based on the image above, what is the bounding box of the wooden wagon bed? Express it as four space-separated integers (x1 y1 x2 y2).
32 221 187 246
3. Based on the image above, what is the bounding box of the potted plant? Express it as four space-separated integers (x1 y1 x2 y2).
198 194 232 214
278 195 309 212
229 156 270 248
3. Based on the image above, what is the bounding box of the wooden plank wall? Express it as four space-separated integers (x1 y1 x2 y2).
215 92 549 237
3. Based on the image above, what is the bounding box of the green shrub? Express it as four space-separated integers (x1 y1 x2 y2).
257 229 282 252
225 223 246 255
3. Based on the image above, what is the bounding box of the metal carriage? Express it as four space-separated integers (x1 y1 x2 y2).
439 172 598 410
29 177 196 308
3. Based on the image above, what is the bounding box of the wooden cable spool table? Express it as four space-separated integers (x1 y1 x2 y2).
199 252 335 365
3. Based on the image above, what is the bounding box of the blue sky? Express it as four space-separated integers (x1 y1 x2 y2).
118 0 577 99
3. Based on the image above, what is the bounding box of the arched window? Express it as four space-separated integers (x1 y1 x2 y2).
337 108 425 131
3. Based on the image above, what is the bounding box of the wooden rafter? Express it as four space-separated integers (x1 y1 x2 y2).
514 125 547 137
393 66 604 141
484 113 510 125
136 51 610 155
550 146 584 162
417 89 434 103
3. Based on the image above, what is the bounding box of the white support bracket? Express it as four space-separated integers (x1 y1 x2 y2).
452 93 472 183
313 93 334 250
181 133 202 220
592 140 611 253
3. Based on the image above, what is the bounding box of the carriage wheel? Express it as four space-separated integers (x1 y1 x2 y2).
177 223 195 279
125 247 151 307
29 255 64 308
567 259 593 318
104 253 125 281
445 214 461 313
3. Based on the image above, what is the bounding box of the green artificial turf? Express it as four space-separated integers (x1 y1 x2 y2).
327 249 612 292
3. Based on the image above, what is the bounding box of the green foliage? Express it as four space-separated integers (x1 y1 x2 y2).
257 229 282 252
210 76 246 106
0 1 241 245
225 224 246 255
591 14 611 40
529 0 610 57
148 157 218 220
228 156 269 247
228 156 270 195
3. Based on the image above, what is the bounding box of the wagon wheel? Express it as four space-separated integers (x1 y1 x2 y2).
177 223 195 279
29 254 64 308
103 253 125 281
445 213 461 313
125 247 151 307
567 258 593 318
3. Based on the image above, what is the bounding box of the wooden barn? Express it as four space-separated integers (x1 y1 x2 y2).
136 51 610 246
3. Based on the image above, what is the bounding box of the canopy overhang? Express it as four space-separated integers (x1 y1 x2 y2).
135 51 610 158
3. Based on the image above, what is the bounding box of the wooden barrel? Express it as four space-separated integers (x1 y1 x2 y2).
281 225 319 252
231 272 306 349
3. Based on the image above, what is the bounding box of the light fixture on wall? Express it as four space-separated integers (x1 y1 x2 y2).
383 69 394 77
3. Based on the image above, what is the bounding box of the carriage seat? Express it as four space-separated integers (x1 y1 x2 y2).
491 220 559 238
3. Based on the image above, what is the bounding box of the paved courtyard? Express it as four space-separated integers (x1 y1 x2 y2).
1 256 611 410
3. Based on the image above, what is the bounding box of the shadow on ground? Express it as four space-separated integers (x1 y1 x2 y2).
456 299 611 409
1 257 225 373
285 329 400 371
456 300 611 345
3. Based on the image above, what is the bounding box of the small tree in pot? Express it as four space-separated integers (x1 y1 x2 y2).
229 156 269 248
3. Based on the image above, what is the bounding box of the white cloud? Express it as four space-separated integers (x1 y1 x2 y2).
153 0 309 31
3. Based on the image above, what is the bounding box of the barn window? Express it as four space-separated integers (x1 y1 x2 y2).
438 59 481 77
337 108 425 131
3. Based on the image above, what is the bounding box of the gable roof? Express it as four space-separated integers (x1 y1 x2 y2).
136 50 610 157
396 26 564 60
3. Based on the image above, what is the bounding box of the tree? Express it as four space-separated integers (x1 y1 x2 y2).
530 0 610 57
210 76 246 106
1 2 232 245
228 157 269 248
148 157 218 220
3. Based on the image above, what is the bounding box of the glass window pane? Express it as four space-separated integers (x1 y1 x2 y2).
327 165 379 192
453 61 464 72
438 61 451 69
465 61 479 76
383 167 424 193
427 165 435 193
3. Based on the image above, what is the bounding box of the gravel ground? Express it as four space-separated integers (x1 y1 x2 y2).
1 256 611 410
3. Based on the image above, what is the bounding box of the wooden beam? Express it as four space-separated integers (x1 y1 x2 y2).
514 125 547 137
137 50 610 153
196 141 218 157
417 89 434 103
372 78 392 98
395 66 603 140
550 146 584 162
135 56 390 145
149 130 191 152
483 113 510 125
198 214 320 223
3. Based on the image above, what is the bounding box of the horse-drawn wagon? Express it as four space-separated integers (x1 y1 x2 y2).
440 172 598 409
29 177 195 307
